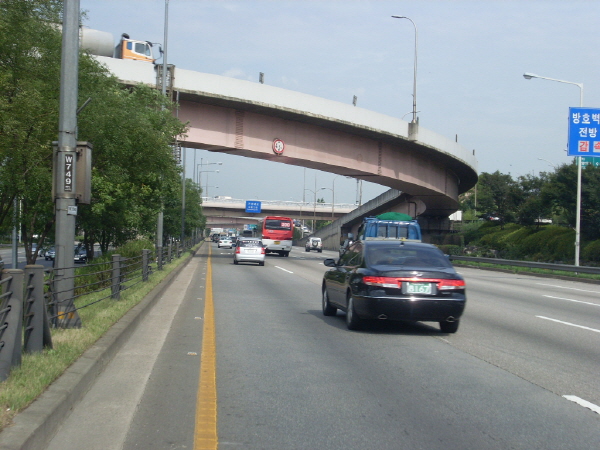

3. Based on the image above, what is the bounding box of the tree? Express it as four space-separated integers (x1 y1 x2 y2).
76 79 187 254
542 163 600 241
513 172 553 227
470 171 517 226
541 163 577 230
0 0 63 262
162 178 205 240
0 1 188 262
580 165 600 241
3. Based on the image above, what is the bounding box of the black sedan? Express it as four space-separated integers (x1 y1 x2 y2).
322 240 466 332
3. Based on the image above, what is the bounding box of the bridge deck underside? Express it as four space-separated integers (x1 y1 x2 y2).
178 99 476 217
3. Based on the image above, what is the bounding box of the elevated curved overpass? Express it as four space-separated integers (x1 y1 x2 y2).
96 57 478 217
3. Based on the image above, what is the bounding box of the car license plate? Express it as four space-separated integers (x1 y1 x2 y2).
247 249 256 254
274 241 280 245
406 282 432 294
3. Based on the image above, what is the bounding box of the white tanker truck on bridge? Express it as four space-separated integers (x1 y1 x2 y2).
79 28 158 63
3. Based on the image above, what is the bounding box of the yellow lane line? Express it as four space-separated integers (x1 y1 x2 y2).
195 245 218 449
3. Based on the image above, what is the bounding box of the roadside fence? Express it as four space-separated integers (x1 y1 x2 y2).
0 236 202 381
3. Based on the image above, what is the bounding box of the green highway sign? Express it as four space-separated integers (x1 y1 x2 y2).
581 156 600 167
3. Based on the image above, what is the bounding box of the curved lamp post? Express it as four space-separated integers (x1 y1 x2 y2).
196 159 222 185
305 188 325 232
392 15 418 123
320 187 334 219
537 158 558 170
524 72 583 266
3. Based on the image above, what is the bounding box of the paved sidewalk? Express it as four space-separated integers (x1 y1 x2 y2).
0 244 207 450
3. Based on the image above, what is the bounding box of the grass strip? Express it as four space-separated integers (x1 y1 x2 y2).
0 244 202 432
453 260 600 282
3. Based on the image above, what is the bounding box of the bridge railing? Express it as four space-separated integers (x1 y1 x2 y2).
201 197 357 212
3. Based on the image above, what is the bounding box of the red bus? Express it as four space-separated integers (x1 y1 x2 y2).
260 216 294 257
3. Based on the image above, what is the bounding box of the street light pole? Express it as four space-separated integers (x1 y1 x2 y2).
320 187 334 219
537 158 558 170
305 188 325 232
524 72 583 266
197 169 220 198
196 160 222 190
392 15 418 123
180 146 186 243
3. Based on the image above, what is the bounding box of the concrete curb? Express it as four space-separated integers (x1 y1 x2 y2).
0 246 202 450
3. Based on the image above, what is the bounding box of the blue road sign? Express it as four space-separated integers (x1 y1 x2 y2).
568 107 600 156
245 200 261 213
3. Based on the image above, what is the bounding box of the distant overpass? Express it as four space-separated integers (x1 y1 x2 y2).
202 197 356 227
97 56 478 219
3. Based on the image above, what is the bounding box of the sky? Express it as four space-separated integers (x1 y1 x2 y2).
78 0 600 205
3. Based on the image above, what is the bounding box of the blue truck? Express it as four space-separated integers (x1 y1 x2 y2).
357 214 422 241
340 212 422 256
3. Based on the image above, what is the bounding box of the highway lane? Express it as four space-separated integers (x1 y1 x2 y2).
213 245 600 449
0 247 53 269
445 267 600 409
45 243 600 449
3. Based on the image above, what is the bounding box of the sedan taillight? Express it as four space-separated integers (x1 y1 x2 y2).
362 276 401 288
363 276 465 290
235 246 241 254
436 279 466 290
261 247 266 254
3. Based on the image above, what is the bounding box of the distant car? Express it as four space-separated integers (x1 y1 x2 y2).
45 247 56 261
31 244 43 258
321 240 466 332
305 237 323 253
233 238 265 266
74 248 87 263
218 237 233 249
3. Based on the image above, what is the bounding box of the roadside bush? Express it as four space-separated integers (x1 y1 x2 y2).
519 226 573 262
500 227 536 259
582 240 600 264
478 223 520 252
462 221 494 245
438 245 461 255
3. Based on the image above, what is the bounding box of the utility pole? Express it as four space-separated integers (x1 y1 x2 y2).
156 0 169 263
53 0 81 327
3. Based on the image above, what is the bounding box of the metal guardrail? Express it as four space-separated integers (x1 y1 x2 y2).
0 237 203 381
450 255 600 276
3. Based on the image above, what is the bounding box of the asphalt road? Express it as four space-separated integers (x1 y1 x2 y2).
0 247 54 269
45 242 600 449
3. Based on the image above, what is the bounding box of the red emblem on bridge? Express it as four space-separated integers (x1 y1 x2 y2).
272 138 285 156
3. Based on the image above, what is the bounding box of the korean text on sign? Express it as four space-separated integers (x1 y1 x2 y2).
568 107 600 156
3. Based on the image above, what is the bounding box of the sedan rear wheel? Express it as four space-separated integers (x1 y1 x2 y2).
322 289 337 316
346 294 363 330
439 319 459 333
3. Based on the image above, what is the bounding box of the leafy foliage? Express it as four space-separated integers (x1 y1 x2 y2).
0 1 197 261
0 0 63 261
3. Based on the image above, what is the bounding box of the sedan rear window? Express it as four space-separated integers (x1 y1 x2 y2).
366 246 451 268
238 240 262 248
